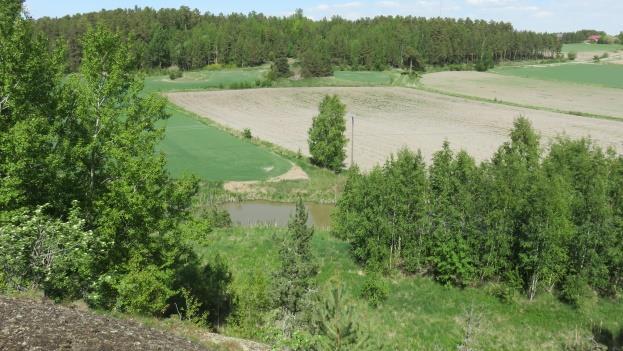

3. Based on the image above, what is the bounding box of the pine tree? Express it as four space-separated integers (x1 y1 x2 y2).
308 95 348 172
313 284 371 351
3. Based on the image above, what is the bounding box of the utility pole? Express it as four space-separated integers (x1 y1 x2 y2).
350 114 354 168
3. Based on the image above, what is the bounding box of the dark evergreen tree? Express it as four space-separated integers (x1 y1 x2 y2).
275 198 318 333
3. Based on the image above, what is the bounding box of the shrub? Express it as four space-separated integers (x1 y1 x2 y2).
168 66 183 80
560 275 595 308
243 128 252 139
116 264 175 315
601 52 609 59
567 52 577 60
0 205 102 300
593 55 601 62
359 273 389 307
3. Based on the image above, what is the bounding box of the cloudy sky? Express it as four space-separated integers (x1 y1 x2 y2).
24 0 622 34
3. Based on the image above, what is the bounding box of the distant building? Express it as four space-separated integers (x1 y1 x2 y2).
587 35 601 43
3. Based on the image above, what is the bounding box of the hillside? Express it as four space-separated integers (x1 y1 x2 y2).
0 296 267 351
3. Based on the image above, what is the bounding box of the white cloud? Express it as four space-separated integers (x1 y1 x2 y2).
376 1 401 8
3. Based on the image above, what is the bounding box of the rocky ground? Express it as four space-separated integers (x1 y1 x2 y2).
0 296 267 351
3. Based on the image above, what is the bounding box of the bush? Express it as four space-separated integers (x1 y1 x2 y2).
567 52 577 60
168 66 183 80
116 264 175 315
360 273 389 307
243 128 252 139
593 55 601 62
560 275 595 308
0 205 102 300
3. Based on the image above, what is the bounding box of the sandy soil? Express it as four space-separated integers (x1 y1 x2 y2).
224 163 309 193
167 87 623 171
421 71 623 118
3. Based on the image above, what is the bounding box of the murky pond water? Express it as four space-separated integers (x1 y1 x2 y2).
222 201 335 228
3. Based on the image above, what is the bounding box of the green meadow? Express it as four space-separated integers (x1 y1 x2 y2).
199 227 623 350
562 43 623 53
494 63 623 89
144 67 269 93
158 106 291 181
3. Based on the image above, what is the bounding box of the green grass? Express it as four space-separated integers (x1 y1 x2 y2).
494 63 623 89
158 106 291 181
144 67 268 93
199 227 623 350
562 43 623 53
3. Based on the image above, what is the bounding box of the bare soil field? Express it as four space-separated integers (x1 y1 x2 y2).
167 87 623 170
421 71 623 118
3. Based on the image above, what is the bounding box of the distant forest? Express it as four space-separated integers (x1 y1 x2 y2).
34 7 563 72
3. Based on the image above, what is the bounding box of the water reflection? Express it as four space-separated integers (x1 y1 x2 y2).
222 200 334 228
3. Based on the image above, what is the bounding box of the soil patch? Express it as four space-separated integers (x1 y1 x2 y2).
167 87 623 171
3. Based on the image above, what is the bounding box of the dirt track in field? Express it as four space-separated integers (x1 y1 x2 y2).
421 71 623 118
167 87 623 170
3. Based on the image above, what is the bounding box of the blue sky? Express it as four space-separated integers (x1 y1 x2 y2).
24 0 622 34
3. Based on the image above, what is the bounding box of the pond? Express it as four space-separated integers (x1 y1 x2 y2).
222 200 335 228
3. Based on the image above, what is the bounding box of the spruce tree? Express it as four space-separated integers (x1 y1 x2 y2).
308 95 348 172
275 198 317 330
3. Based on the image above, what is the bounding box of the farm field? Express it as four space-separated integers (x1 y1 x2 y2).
493 62 623 88
158 106 291 181
166 87 623 171
145 67 403 93
562 43 623 60
144 67 268 93
421 71 623 118
200 227 623 350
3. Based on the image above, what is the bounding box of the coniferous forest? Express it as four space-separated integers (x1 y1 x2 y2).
34 6 562 72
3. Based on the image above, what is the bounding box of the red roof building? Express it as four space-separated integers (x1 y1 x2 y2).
587 35 601 43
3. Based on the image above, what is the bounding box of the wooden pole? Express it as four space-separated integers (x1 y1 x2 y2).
351 115 354 168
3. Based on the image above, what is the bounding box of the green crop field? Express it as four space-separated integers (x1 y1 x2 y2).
144 67 268 93
494 63 623 89
158 107 291 181
562 43 623 53
198 226 623 350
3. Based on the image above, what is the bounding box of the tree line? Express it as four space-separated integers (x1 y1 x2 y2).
333 118 623 305
34 6 563 73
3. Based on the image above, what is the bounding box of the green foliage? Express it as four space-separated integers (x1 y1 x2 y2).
116 264 175 315
359 273 389 307
300 43 333 78
475 51 495 72
242 128 252 139
334 117 623 302
0 6 234 327
308 95 348 172
268 57 292 80
274 198 318 337
313 284 371 350
567 52 577 60
0 205 103 300
560 274 595 309
168 65 183 80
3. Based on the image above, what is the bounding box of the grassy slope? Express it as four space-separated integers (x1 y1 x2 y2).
562 43 623 53
200 227 623 350
144 67 268 93
494 63 623 89
158 106 291 181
